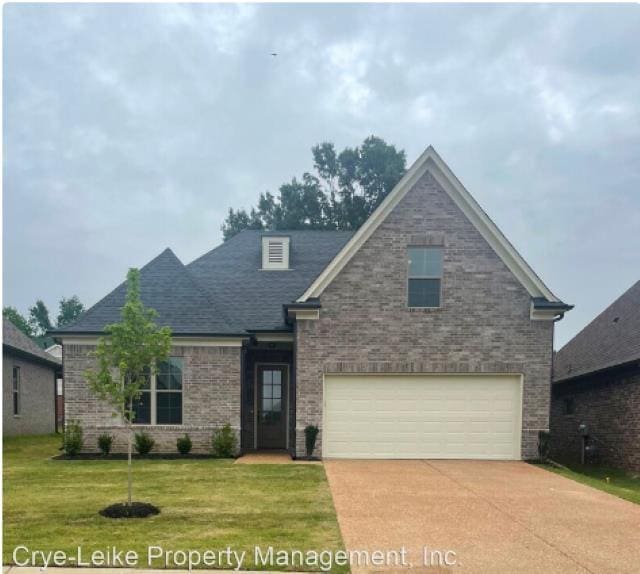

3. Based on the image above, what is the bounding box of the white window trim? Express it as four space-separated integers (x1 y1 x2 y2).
132 359 183 426
407 246 443 309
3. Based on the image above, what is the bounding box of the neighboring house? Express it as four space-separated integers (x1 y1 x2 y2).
3 318 61 436
45 343 63 360
52 146 571 459
46 344 65 429
550 280 640 472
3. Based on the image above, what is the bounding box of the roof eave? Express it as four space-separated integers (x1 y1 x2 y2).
3 343 62 369
553 357 640 385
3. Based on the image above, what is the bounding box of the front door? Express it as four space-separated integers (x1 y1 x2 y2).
256 365 287 449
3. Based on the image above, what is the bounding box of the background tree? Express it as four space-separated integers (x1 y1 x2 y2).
28 300 52 337
2 307 33 337
222 135 406 240
57 295 85 328
85 269 171 507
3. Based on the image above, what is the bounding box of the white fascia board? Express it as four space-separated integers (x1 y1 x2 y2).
287 309 320 321
298 145 559 303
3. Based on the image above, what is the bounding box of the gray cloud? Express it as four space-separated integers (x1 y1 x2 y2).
4 4 639 347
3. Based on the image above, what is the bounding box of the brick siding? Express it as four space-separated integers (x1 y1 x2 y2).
295 169 554 459
550 367 640 472
63 343 241 454
3 351 56 436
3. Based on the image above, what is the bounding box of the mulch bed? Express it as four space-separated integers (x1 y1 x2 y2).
100 502 160 519
53 453 232 460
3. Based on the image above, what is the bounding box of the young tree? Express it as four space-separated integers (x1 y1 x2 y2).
28 300 52 337
221 135 406 240
3 307 33 337
85 269 171 506
57 295 85 327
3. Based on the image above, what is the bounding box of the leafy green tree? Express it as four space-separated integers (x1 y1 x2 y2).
57 296 85 328
2 307 33 337
28 300 52 337
222 135 406 240
85 268 171 506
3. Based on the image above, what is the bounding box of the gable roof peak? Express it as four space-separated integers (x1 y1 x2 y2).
297 144 566 306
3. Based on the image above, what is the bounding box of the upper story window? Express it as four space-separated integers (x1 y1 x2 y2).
12 366 20 415
262 236 290 270
131 358 183 425
407 246 443 308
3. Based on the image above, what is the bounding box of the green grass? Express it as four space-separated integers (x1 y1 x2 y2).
541 463 640 505
3 435 347 571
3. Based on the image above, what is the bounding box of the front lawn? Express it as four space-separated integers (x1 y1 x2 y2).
3 435 347 571
541 463 640 505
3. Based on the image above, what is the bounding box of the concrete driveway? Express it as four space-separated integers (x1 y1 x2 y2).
324 460 640 573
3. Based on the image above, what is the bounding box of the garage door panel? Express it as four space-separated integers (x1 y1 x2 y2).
324 374 522 460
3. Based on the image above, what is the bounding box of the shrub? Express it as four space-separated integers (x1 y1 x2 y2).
97 433 114 456
212 424 237 458
177 434 192 455
304 424 320 457
134 431 155 455
62 420 84 456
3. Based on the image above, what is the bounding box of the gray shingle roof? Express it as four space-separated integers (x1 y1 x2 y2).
55 248 237 335
54 231 354 335
187 230 354 331
3 318 61 366
554 280 640 382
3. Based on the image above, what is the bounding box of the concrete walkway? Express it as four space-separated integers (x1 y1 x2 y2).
235 452 320 465
325 460 640 573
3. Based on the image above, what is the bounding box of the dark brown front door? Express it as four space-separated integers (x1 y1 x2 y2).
257 365 287 449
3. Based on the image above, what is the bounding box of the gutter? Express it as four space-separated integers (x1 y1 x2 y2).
48 330 252 343
531 297 574 322
283 298 322 325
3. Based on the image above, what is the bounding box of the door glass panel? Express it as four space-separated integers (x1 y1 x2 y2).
261 369 283 421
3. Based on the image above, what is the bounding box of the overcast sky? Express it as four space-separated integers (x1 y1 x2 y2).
3 3 639 347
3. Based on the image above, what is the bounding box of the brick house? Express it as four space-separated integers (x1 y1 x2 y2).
3 318 61 435
53 146 571 459
550 280 640 472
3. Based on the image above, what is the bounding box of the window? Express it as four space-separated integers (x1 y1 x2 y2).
12 366 20 415
408 246 443 308
563 397 575 416
131 358 183 425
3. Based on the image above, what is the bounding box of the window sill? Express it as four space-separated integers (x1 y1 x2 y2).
407 306 442 312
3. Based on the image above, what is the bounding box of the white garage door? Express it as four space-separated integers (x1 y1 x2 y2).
323 374 522 460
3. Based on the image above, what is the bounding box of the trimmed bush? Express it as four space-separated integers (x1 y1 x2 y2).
177 434 192 455
97 433 114 456
304 424 320 457
134 431 155 455
212 424 237 458
62 420 84 456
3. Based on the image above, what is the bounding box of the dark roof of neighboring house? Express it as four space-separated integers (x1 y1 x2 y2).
554 280 640 383
3 318 61 367
53 230 354 335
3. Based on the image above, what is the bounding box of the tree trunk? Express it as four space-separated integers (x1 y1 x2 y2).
127 396 133 507
127 429 132 506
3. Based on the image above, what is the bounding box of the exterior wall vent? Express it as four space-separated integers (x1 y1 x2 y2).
261 236 290 270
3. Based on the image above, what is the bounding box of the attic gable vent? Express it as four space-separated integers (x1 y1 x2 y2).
262 236 290 270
